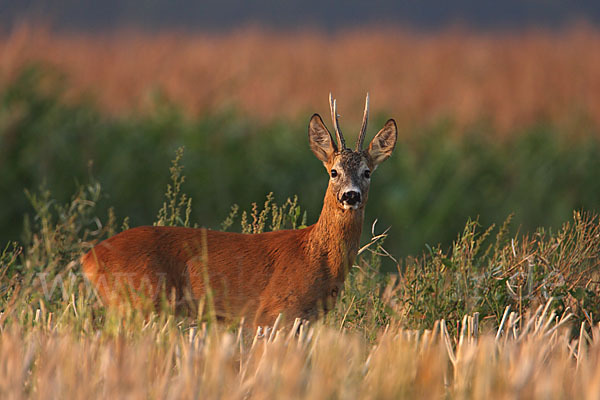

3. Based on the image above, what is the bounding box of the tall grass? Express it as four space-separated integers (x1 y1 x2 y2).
1 148 600 398
3 148 600 333
2 308 599 399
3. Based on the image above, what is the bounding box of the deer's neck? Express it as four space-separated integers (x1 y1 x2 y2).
307 189 365 280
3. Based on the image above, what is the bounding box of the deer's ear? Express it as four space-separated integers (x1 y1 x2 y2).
308 114 337 163
367 119 397 167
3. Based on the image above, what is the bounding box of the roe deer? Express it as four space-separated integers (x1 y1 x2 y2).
81 93 397 327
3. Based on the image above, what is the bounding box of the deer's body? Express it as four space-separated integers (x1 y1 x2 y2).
82 94 397 327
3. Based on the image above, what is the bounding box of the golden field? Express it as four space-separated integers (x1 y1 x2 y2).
2 25 600 133
1 304 599 399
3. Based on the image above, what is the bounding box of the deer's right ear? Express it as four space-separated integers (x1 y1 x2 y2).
308 114 337 163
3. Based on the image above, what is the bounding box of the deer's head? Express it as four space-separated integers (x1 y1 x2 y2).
308 94 397 211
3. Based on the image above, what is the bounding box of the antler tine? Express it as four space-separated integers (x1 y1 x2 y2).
329 92 346 150
356 92 369 151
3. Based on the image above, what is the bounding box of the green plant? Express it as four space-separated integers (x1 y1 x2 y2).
394 212 600 334
155 146 193 227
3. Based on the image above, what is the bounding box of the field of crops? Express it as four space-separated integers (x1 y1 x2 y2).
2 26 600 398
3 26 600 131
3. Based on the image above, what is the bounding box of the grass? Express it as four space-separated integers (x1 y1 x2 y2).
1 150 600 398
1 305 598 399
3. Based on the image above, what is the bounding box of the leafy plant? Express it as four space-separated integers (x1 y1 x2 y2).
155 146 193 227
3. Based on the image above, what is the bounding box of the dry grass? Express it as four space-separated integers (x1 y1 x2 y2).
1 304 600 399
2 25 600 133
2 156 600 398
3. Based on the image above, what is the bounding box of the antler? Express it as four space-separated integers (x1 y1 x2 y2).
329 92 346 150
356 93 369 151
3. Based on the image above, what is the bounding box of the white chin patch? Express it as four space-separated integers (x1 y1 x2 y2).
342 203 359 210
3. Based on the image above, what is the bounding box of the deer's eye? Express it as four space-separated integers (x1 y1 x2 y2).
331 169 338 178
364 170 371 179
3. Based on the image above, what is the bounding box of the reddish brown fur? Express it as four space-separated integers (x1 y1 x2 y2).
81 97 397 327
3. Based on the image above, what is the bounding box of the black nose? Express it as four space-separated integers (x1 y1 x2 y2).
341 190 361 205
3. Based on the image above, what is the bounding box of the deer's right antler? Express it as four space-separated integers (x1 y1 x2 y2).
356 93 369 151
329 93 346 151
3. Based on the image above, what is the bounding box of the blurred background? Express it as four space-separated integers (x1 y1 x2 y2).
1 1 600 261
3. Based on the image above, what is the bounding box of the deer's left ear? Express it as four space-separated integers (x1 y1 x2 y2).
367 119 397 167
